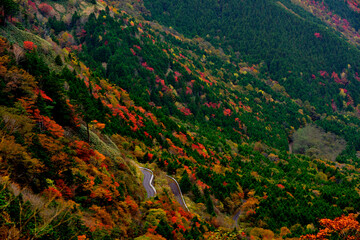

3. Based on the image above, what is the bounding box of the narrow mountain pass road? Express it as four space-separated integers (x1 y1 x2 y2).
139 167 156 198
139 167 243 224
139 166 245 227
167 176 189 211
232 209 242 228
139 167 188 210
232 200 247 228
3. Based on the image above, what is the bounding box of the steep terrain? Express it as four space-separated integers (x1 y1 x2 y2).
143 0 360 162
1 0 360 239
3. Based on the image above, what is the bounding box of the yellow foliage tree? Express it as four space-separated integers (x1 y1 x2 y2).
144 208 167 227
249 227 275 240
0 134 44 179
4 67 37 97
280 226 291 237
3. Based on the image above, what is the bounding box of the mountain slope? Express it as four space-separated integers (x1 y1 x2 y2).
1 0 360 239
143 0 360 159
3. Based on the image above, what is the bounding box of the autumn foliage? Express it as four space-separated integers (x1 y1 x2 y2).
301 214 360 240
38 3 54 16
23 41 36 50
3 0 360 237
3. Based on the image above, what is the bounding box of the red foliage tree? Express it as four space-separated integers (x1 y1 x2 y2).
73 141 95 162
43 187 62 198
55 179 73 198
314 32 322 38
41 116 64 138
23 41 36 51
223 108 231 116
179 107 192 116
36 89 53 102
27 0 36 10
38 3 54 16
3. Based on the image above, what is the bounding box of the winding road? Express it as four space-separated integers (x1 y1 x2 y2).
167 175 189 211
139 167 242 225
232 209 242 228
139 167 156 198
138 167 189 210
232 200 247 228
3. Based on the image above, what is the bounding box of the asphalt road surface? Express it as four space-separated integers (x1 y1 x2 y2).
232 209 242 228
140 167 156 198
139 168 188 210
232 200 247 228
167 176 189 211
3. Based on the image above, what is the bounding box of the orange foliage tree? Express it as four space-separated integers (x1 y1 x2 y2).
301 214 360 240
249 227 274 240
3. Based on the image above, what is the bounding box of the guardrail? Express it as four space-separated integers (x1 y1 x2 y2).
139 167 157 196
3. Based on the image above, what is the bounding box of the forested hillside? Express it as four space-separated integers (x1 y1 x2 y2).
1 0 360 239
144 0 360 160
